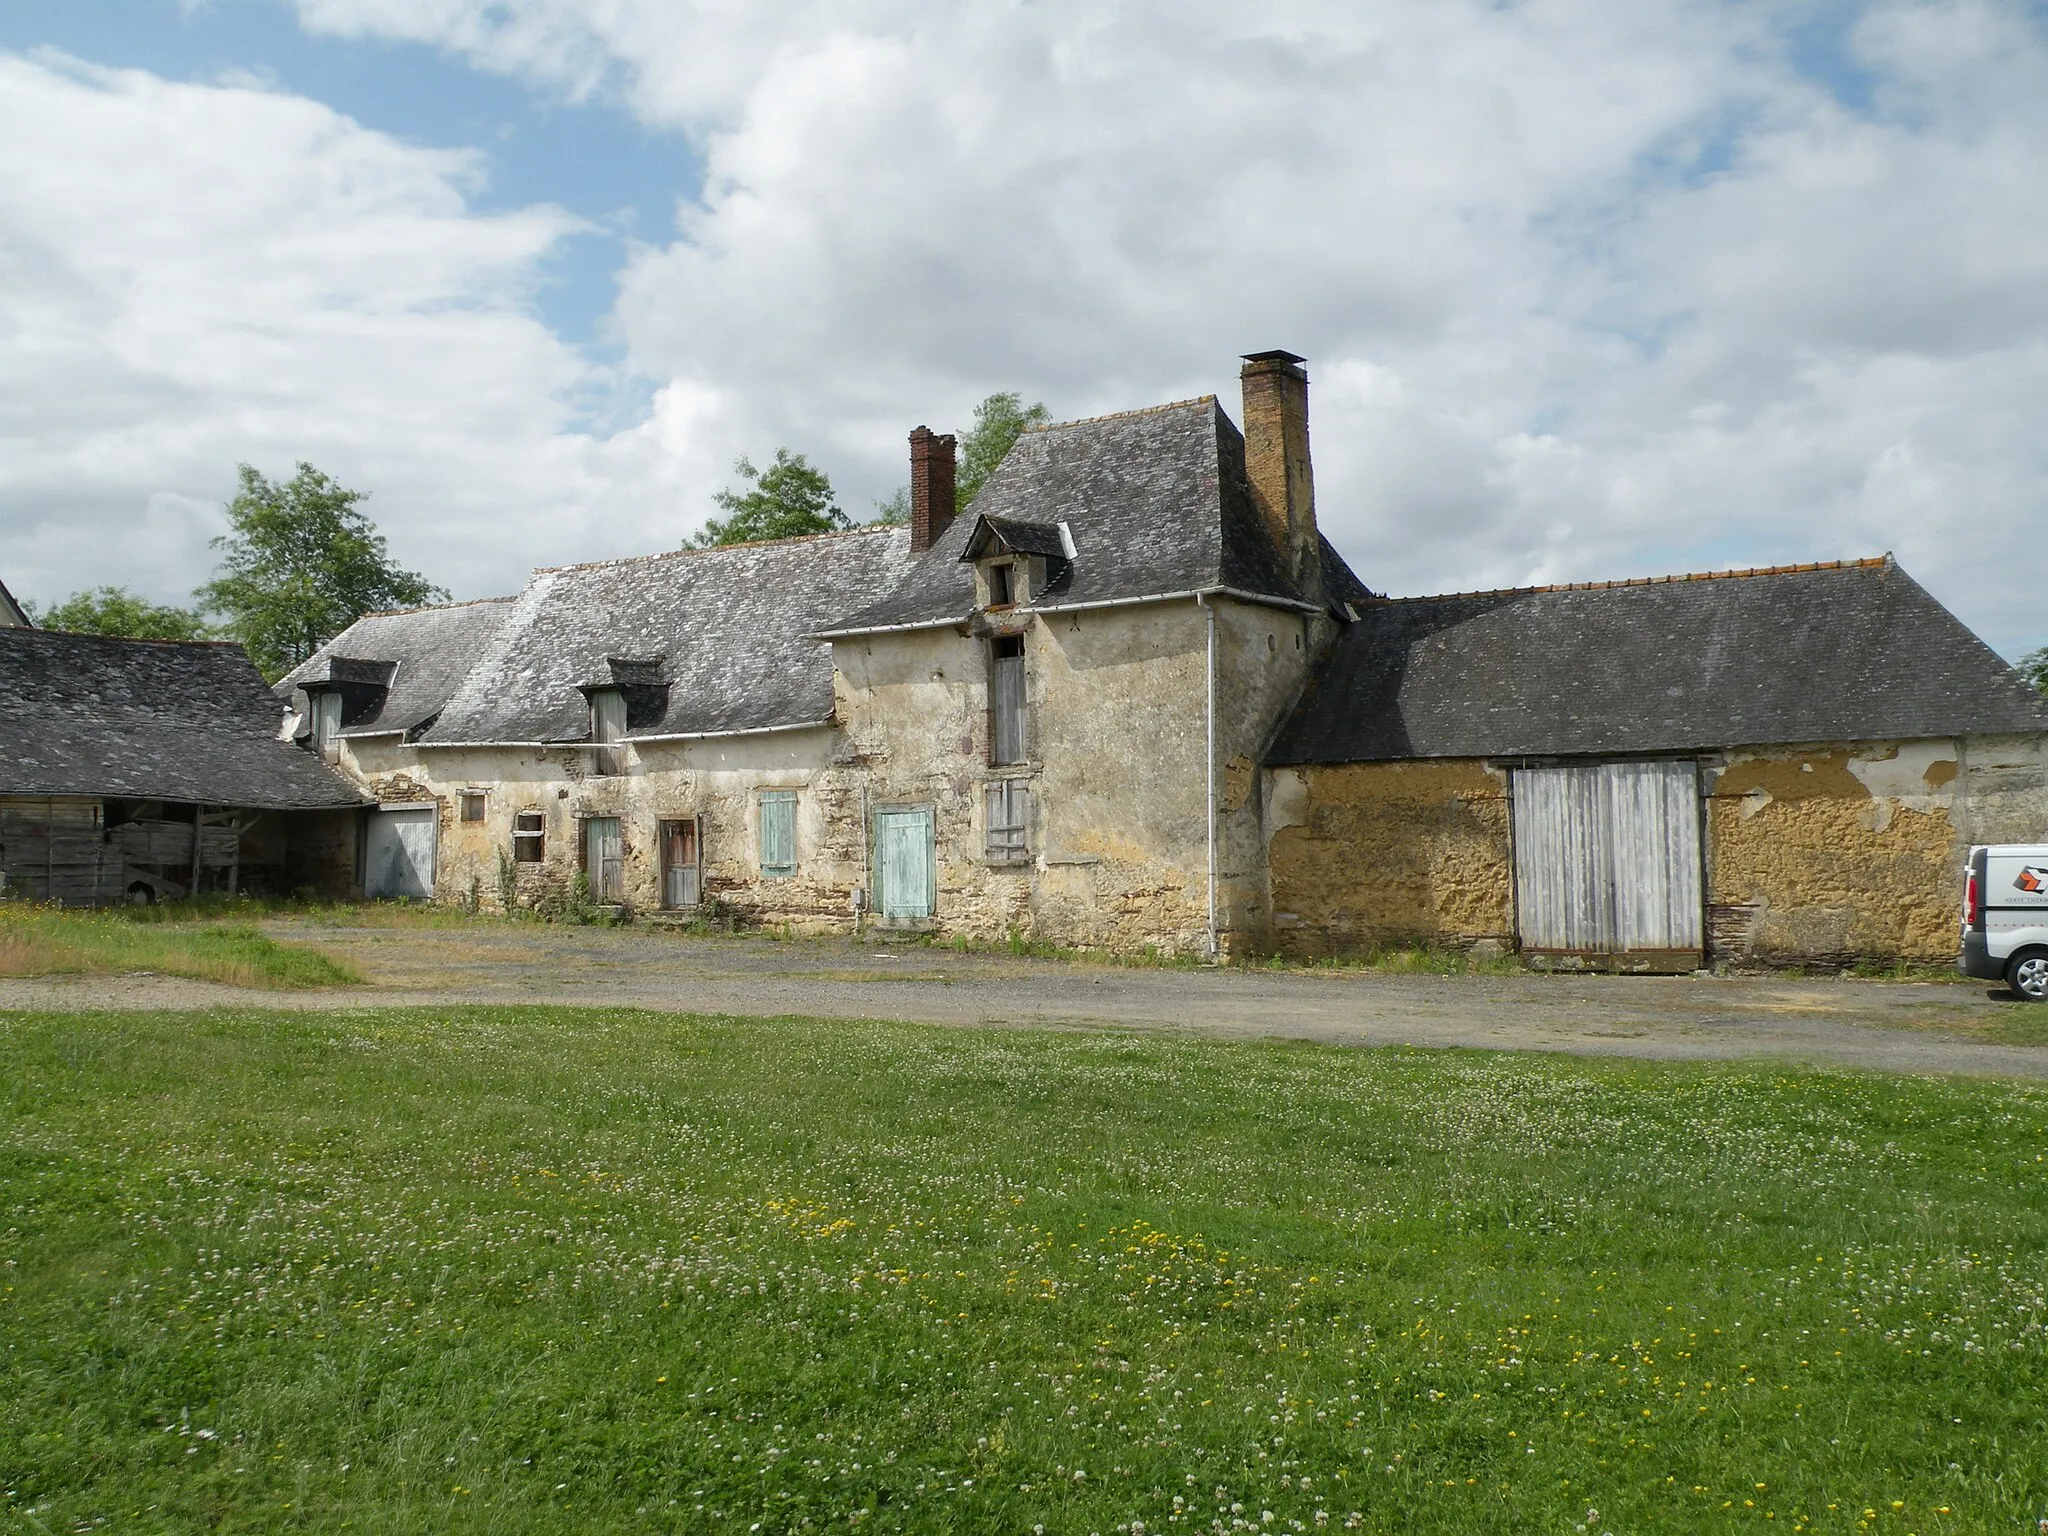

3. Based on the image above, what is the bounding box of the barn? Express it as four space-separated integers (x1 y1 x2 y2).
1262 558 2048 968
0 626 366 904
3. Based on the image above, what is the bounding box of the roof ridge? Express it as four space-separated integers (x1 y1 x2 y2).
1 627 243 652
1025 395 1218 435
535 521 905 577
358 594 518 620
1372 555 1894 605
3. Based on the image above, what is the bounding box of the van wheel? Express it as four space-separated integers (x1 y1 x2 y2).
2008 949 2048 1002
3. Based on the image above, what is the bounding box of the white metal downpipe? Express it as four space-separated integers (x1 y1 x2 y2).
1199 594 1218 960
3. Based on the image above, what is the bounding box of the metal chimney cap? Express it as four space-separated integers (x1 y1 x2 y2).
1240 349 1307 366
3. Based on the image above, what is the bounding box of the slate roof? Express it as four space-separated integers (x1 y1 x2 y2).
421 526 914 745
1269 558 2048 764
823 397 1369 635
277 597 514 740
0 627 367 808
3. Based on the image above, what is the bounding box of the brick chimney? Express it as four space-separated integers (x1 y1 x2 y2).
1239 350 1320 601
908 425 958 553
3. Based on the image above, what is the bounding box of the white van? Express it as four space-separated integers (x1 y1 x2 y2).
1958 844 2048 1000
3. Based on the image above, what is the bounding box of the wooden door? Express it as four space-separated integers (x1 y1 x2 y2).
661 819 700 908
584 816 624 904
1513 761 1702 958
365 807 436 900
874 806 934 920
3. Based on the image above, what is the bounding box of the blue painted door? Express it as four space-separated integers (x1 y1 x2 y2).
874 806 934 920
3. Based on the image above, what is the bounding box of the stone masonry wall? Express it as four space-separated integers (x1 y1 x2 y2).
1262 735 2048 966
1262 760 1514 958
336 729 868 931
1704 735 2048 964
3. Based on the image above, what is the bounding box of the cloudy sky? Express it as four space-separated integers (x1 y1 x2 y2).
2 0 2044 655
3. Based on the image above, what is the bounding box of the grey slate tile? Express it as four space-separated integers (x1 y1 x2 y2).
1269 559 2048 764
0 629 367 808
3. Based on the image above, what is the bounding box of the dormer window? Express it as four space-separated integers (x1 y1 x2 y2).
958 513 1074 611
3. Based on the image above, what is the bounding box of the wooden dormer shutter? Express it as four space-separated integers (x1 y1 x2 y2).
590 689 626 776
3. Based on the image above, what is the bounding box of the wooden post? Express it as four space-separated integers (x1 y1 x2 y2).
190 804 205 900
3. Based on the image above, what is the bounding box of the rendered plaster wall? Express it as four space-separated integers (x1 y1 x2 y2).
1704 735 2048 964
1207 600 1333 956
836 596 1317 955
836 607 1209 951
333 730 865 929
1261 760 1514 958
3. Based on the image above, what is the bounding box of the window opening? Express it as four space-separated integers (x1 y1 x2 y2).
990 635 1026 766
987 561 1013 607
759 790 797 879
460 792 486 823
512 810 546 863
986 779 1029 859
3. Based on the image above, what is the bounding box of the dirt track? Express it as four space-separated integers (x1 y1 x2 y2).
3 920 2045 1079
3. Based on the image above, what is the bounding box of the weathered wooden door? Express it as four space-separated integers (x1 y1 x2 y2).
874 806 934 921
1512 761 1702 959
660 819 699 908
365 807 436 900
584 816 624 904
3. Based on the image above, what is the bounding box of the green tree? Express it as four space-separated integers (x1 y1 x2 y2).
28 587 212 642
693 450 851 547
870 486 910 526
2020 646 2048 695
957 391 1049 511
197 462 446 681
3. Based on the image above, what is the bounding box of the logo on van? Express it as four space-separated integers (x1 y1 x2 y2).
2018 866 2048 894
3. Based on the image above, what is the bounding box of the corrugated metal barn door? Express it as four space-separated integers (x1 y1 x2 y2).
1512 761 1702 958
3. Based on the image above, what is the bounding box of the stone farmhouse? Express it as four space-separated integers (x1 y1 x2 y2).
273 351 2048 968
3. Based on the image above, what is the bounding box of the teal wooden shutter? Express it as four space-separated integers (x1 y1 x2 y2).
760 790 797 878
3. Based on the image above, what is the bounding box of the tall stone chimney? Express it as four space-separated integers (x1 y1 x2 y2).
908 425 958 553
1239 350 1320 601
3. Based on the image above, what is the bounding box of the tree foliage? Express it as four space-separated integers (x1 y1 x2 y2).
29 587 212 642
958 391 1049 511
2020 647 2048 696
694 450 851 547
197 463 446 682
870 486 910 526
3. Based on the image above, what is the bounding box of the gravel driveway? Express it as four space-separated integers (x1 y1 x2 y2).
4 918 2044 1078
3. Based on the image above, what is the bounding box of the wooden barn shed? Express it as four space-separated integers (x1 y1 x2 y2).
0 627 368 904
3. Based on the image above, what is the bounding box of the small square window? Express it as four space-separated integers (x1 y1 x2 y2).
512 810 546 863
460 793 486 822
986 778 1029 859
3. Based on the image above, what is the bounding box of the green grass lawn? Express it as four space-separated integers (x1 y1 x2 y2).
0 906 360 989
2 1010 2044 1535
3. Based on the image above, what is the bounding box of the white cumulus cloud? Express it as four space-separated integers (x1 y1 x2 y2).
10 1 2048 657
